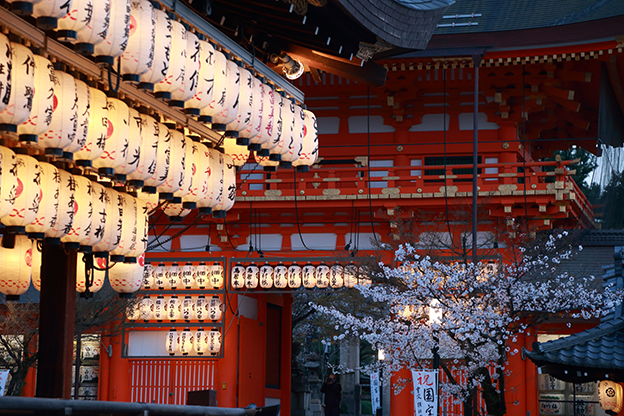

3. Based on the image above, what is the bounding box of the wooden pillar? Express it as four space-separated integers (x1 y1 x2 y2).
217 293 239 408
108 337 131 402
98 337 111 400
35 242 77 399
280 293 293 415
390 368 413 415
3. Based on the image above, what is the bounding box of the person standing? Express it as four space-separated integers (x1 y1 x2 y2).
321 373 342 416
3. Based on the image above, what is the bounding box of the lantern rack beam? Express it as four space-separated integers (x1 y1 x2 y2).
124 322 224 328
138 289 225 295
229 288 360 294
229 256 367 264
147 256 228 263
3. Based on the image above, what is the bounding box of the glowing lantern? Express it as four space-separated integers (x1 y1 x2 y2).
166 329 178 356
245 263 259 289
120 0 155 83
167 295 181 321
44 169 76 241
93 98 129 177
93 0 131 65
182 141 210 209
109 254 144 294
80 180 107 249
138 7 171 91
91 187 122 253
225 67 254 143
293 109 319 172
143 121 171 192
316 263 330 288
231 263 245 289
162 202 191 219
259 263 273 289
266 93 284 161
127 113 160 188
212 153 236 217
184 39 215 114
169 30 200 108
209 262 223 289
223 139 249 167
25 162 58 239
154 19 186 101
59 175 92 248
302 262 316 289
0 147 17 219
211 60 239 133
109 193 136 262
172 135 194 201
194 329 208 355
344 262 358 288
195 262 209 288
32 0 73 30
208 295 222 321
168 262 181 289
330 264 344 289
279 100 304 168
75 0 111 54
180 262 195 288
62 79 90 157
599 380 623 414
142 262 154 288
358 264 372 285
139 295 152 320
39 70 78 157
195 295 207 321
242 77 264 149
0 34 10 114
198 49 227 123
126 301 140 321
114 107 142 181
288 263 302 289
153 295 166 320
181 295 194 321
254 151 279 172
273 262 288 289
74 87 108 166
179 328 193 355
153 262 167 288
136 189 159 213
17 55 55 143
31 243 42 290
128 197 148 259
196 147 224 214
207 328 221 356
0 44 35 133
0 235 32 298
157 128 185 199
1 153 41 231
56 0 92 42
256 85 276 154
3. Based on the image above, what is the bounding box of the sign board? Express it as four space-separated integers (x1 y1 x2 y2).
370 371 381 411
412 369 438 416
0 370 9 397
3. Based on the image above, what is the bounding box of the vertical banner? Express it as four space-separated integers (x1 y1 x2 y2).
371 371 381 411
0 370 9 396
412 369 438 416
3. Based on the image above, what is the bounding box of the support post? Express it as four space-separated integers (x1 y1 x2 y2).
471 54 483 265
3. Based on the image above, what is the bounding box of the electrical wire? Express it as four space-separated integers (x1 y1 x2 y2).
522 65 530 238
442 67 453 246
366 85 381 247
293 167 312 250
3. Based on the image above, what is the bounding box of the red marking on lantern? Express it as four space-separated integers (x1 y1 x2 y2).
53 94 58 111
129 15 137 36
15 178 23 199
107 119 114 139
25 248 32 267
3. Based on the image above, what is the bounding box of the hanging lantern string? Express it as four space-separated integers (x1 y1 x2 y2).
292 166 312 251
146 213 206 252
107 59 122 94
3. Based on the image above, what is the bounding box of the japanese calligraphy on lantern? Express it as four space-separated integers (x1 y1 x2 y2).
412 369 438 416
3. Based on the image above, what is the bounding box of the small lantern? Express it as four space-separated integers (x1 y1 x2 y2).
169 30 200 107
142 121 171 192
142 262 154 289
0 43 35 133
44 169 76 241
39 70 78 157
139 7 171 91
165 328 178 356
168 262 181 289
0 235 32 298
76 253 105 293
139 295 152 321
157 128 185 199
199 49 227 123
154 19 186 100
231 263 245 289
56 0 93 41
32 0 73 30
1 153 41 231
344 262 358 288
209 59 240 131
75 0 111 54
184 39 215 113
25 162 58 239
273 262 288 289
209 262 224 289
358 264 372 285
93 98 130 177
60 174 92 248
211 154 236 217
153 295 167 321
167 295 181 321
225 67 254 142
114 107 142 181
196 148 224 213
208 295 222 321
126 302 140 321
302 262 316 289
245 263 259 289
0 146 17 219
0 34 11 114
180 262 195 289
292 109 319 172
179 328 193 355
109 193 136 262
181 295 194 321
171 135 194 201
109 255 144 294
195 262 209 289
74 87 108 166
288 263 302 289
120 0 155 84
194 329 208 355
93 0 131 65
62 79 90 157
316 263 330 288
207 328 221 356
330 264 344 289
153 262 168 289
195 295 207 321
599 380 623 414
17 55 55 143
259 263 273 289
182 141 210 209
127 113 160 188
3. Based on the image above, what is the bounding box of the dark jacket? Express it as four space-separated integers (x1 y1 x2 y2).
321 379 342 408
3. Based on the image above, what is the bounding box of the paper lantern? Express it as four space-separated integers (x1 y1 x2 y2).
169 30 200 107
599 380 623 414
254 151 279 172
93 0 131 65
93 98 129 177
24 162 58 239
344 262 358 288
209 262 223 289
127 113 159 188
171 135 194 201
157 128 185 199
195 262 209 288
302 262 316 289
194 329 208 355
153 262 167 288
274 262 288 289
143 121 171 192
114 108 142 181
245 263 259 289
168 262 181 289
154 19 186 100
0 147 17 219
179 328 193 355
181 295 194 321
0 235 32 297
39 70 78 156
120 0 155 83
56 0 92 41
73 87 108 166
242 77 264 148
1 153 40 231
74 0 111 54
109 254 144 294
138 7 171 91
142 262 154 288
0 34 11 114
153 295 166 320
128 197 148 259
126 301 140 321
75 254 105 292
207 328 221 356
330 263 344 289
167 295 181 321
293 109 319 172
32 0 73 30
208 295 222 321
17 55 55 143
223 139 249 167
163 202 191 218
279 100 304 168
0 44 35 133
195 295 207 321
166 328 178 355
358 264 372 285
212 153 236 217
259 263 273 289
265 92 285 160
288 263 302 289
181 141 210 209
30 243 42 290
196 147 224 214
211 60 239 131
62 79 91 157
59 175 92 248
79 180 107 249
184 40 215 113
231 263 245 289
91 187 121 253
198 49 227 123
225 67 254 142
109 193 136 262
316 263 330 288
255 85 276 154
44 169 76 241
179 262 195 288
139 295 152 320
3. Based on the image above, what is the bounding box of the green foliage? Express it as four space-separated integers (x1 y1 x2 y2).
545 148 598 200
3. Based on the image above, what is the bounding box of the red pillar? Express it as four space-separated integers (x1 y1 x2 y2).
107 334 131 402
217 292 239 407
390 368 413 415
280 294 293 415
505 333 527 416
22 367 36 397
98 337 111 401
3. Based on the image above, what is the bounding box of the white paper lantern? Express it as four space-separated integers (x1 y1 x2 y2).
279 99 303 168
0 34 11 114
56 0 93 42
157 128 185 199
254 151 279 172
32 0 73 30
167 295 181 320
62 79 90 157
0 235 32 297
182 141 210 208
25 161 58 239
163 202 191 218
169 30 199 107
212 153 236 217
75 0 111 54
599 380 624 414
79 180 107 248
172 135 194 200
194 261 208 288
180 262 194 288
166 328 178 355
168 262 181 289
138 7 171 91
18 55 55 143
208 262 223 289
60 174 92 248
44 169 76 240
153 295 167 320
126 301 140 321
139 295 152 320
75 253 105 292
266 93 284 159
0 44 35 133
259 263 273 289
128 197 148 259
211 60 239 132
245 263 259 289
109 255 144 294
208 295 222 321
302 262 316 289
93 0 131 65
153 262 167 288
184 39 215 113
142 262 154 288
127 113 159 188
223 139 249 167
179 328 193 355
273 262 288 289
109 192 136 261
330 263 344 289
198 49 227 123
181 295 194 321
1 153 40 231
154 19 186 100
231 263 245 289
225 67 253 142
143 120 171 192
358 264 372 285
30 243 42 290
0 147 17 219
207 328 221 356
39 70 77 156
256 85 276 152
288 104 306 166
91 187 121 253
93 98 129 177
74 87 108 166
196 147 223 214
120 0 155 83
316 263 330 288
344 262 358 288
195 294 207 321
242 77 264 149
114 107 142 180
293 109 318 172
194 328 208 355
287 263 302 289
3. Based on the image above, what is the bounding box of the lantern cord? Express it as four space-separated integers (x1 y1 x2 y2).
293 167 312 250
345 199 354 251
366 85 381 248
107 59 121 94
147 214 205 252
442 67 453 246
222 216 239 250
522 64 529 239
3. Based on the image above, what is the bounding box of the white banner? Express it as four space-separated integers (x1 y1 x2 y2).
412 369 438 416
0 370 9 397
370 371 381 411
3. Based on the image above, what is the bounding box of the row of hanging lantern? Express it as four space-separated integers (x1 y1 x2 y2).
127 294 222 322
143 261 224 290
165 327 221 356
230 262 372 290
